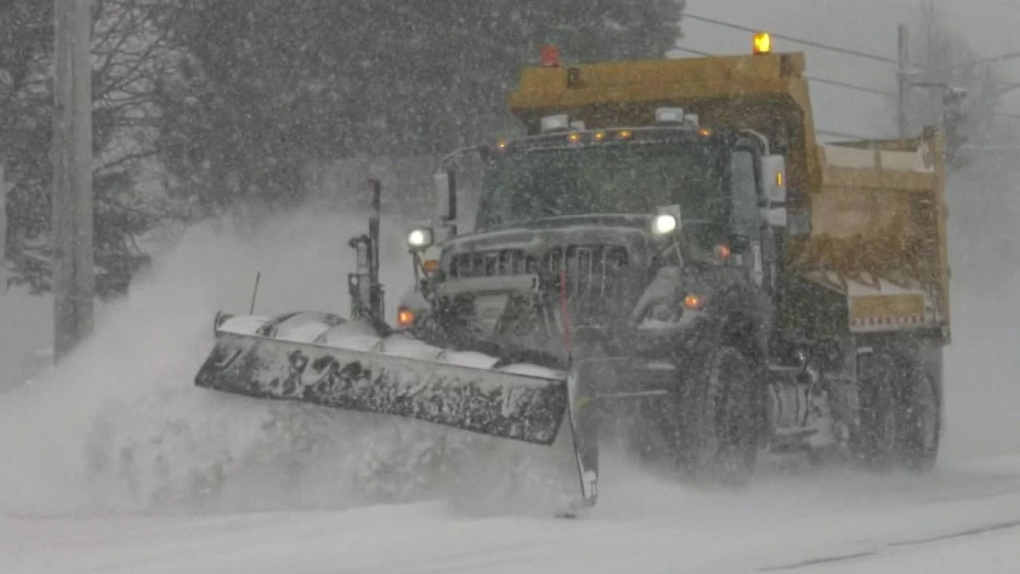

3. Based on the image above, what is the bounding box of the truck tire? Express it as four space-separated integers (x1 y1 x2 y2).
855 348 940 471
892 349 940 472
855 351 898 469
676 345 759 486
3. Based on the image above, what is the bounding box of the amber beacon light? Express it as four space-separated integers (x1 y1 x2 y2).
753 32 772 55
397 307 416 328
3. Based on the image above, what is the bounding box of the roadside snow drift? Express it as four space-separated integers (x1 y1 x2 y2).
0 205 449 514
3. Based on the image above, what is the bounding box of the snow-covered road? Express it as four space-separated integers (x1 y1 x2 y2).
4 457 1020 573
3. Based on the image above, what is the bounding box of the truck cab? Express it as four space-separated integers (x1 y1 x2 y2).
400 114 790 366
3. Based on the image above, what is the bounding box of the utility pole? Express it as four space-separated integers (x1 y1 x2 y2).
52 0 94 361
897 24 911 138
0 164 7 263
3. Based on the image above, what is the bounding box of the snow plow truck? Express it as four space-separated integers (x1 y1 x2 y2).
195 35 949 509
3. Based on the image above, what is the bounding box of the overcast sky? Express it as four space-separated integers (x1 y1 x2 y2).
679 0 1020 140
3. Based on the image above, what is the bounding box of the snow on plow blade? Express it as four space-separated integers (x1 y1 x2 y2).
194 312 597 506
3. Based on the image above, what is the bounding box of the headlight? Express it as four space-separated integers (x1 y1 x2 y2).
652 214 678 235
407 228 434 249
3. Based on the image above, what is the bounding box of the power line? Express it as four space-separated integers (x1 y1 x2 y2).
963 0 1020 15
987 80 1020 101
671 48 885 141
961 143 1020 151
807 76 895 97
671 46 896 98
936 50 1020 73
817 129 876 141
683 13 900 65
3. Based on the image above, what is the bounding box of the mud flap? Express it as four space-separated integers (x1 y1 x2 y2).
568 362 599 506
194 316 598 507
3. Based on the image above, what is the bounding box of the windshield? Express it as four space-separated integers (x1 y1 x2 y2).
476 141 727 247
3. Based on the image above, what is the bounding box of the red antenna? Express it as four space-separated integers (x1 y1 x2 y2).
540 45 560 68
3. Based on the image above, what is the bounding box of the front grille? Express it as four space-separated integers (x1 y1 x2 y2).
546 246 629 327
449 249 536 278
448 245 631 330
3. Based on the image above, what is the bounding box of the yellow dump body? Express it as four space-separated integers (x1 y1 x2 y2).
507 53 949 340
798 131 949 338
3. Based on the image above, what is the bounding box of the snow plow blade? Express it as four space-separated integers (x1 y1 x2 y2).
194 312 598 506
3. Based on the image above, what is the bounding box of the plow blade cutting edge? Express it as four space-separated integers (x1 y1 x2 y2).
194 312 598 507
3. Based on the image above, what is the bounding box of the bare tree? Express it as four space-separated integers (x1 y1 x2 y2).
907 2 1013 166
0 0 183 297
150 0 686 213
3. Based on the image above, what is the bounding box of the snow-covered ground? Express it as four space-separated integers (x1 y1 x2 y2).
3 457 1020 573
2 152 1020 573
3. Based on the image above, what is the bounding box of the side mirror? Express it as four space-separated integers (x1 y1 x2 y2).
433 170 457 233
761 155 787 205
729 149 759 238
760 155 788 229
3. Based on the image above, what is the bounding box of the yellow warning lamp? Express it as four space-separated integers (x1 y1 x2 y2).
422 259 440 274
753 32 772 55
683 293 704 311
397 307 416 328
714 244 731 261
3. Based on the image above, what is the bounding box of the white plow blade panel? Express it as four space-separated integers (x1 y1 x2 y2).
194 313 569 445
